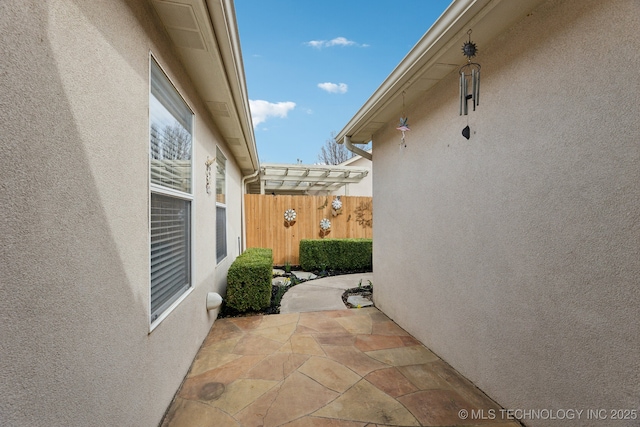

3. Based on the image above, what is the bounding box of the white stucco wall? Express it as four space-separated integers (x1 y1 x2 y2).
372 0 639 425
0 1 243 425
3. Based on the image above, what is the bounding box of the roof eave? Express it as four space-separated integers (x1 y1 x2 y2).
149 0 259 174
335 0 546 146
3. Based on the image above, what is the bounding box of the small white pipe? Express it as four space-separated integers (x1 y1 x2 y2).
343 136 372 161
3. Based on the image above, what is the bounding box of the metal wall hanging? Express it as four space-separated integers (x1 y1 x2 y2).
331 197 343 216
396 91 410 147
320 218 331 238
459 29 480 139
284 209 297 226
320 218 331 231
205 156 215 194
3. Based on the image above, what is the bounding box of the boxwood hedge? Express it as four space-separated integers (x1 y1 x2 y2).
299 238 372 272
225 247 273 312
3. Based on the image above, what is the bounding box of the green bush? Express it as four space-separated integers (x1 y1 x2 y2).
299 238 372 272
225 247 273 312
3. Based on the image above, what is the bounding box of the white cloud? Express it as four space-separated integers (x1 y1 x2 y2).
249 100 296 127
318 82 348 94
326 37 355 47
306 40 325 48
305 37 367 49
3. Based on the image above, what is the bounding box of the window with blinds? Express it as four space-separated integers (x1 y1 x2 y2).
216 205 226 263
216 148 227 263
151 194 191 319
149 57 193 324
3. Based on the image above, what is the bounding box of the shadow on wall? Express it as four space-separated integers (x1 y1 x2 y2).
0 1 180 425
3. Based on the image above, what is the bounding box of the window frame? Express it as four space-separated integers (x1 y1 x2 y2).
215 147 227 264
148 54 195 331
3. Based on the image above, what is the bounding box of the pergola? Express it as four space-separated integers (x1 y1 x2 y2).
246 163 369 195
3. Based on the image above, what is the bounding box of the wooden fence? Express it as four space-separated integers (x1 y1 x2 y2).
245 194 373 265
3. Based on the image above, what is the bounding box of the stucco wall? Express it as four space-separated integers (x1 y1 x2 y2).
372 0 639 425
0 1 242 425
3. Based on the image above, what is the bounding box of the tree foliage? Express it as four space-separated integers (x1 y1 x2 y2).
317 132 353 165
317 132 371 165
150 121 192 160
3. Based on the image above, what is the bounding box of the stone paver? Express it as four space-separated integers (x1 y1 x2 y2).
161 307 515 427
346 295 373 307
291 270 317 280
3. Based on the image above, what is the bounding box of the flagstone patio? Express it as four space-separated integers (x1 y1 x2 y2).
161 307 520 426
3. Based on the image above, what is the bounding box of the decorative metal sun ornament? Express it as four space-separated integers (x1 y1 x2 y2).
396 91 410 147
459 29 481 139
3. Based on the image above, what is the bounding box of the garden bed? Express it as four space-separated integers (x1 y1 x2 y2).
218 269 372 318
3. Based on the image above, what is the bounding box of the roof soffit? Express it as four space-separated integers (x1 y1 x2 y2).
149 0 258 173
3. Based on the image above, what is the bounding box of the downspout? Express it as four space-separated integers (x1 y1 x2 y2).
240 169 261 253
344 136 372 161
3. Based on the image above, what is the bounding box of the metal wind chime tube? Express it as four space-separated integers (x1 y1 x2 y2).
459 71 464 115
459 29 480 117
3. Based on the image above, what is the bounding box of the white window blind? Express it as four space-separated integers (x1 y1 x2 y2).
150 194 191 320
215 150 226 204
216 205 227 263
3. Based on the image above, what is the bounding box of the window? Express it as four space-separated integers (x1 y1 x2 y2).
149 57 193 323
216 148 227 263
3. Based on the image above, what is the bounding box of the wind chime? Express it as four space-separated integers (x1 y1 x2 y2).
396 91 410 148
459 29 480 139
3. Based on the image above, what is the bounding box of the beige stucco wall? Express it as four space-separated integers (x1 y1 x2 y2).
0 1 243 425
372 0 639 425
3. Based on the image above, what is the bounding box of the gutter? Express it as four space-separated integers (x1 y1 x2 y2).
344 136 372 161
240 169 261 252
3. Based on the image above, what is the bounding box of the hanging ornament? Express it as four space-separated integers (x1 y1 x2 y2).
396 91 410 147
459 29 481 139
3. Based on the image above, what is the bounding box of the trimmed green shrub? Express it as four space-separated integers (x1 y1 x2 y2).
299 238 372 272
226 247 273 312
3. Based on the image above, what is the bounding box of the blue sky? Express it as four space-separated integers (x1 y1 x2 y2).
234 0 452 164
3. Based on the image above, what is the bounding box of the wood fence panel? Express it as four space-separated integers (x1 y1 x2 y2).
245 194 373 265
